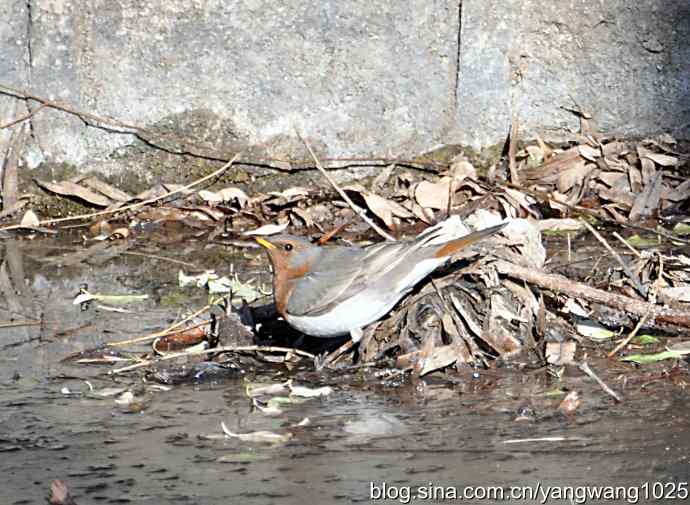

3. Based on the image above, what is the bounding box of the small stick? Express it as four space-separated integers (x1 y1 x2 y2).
578 360 622 403
494 259 690 331
110 344 316 374
607 309 652 358
612 231 642 259
121 251 199 269
104 303 214 347
0 153 240 232
582 220 647 298
508 114 520 185
502 436 588 444
317 220 352 245
0 103 46 129
0 320 43 329
296 130 395 241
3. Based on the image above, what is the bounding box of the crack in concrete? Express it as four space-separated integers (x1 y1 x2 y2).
453 0 462 119
24 0 40 156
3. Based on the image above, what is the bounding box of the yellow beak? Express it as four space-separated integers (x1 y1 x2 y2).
255 237 276 250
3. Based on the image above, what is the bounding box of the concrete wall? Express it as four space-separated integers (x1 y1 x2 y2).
1 0 688 173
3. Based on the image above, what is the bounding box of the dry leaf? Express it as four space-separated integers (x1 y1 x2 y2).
536 218 585 232
34 179 113 207
419 343 470 376
664 179 690 202
290 207 314 227
643 151 678 167
199 187 248 207
558 391 582 416
556 160 593 193
79 177 133 202
449 157 477 184
415 178 453 210
361 192 396 228
20 209 40 227
659 286 690 303
578 144 600 162
629 172 663 221
243 222 289 236
545 341 577 366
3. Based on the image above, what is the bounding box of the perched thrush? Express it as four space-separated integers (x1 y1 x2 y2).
256 216 506 342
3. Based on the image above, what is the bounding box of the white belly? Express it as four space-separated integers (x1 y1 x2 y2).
286 257 445 339
286 291 399 339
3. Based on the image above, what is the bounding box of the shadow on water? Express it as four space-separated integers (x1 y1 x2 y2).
1 236 689 504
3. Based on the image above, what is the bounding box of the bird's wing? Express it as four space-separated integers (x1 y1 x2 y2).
286 242 409 317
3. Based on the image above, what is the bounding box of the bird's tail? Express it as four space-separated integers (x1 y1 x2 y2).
428 220 507 258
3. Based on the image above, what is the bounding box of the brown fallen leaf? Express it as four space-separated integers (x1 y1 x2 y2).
49 479 77 505
578 144 600 162
545 341 577 366
449 156 477 183
198 187 249 208
154 326 207 352
344 184 413 229
664 179 690 202
78 176 133 202
556 159 593 193
641 150 678 167
659 286 690 303
629 172 663 221
536 218 585 232
628 166 643 193
419 343 470 376
20 208 40 227
290 207 314 227
415 178 453 210
558 391 582 416
34 178 113 207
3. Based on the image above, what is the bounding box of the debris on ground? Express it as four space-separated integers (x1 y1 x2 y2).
1 96 689 403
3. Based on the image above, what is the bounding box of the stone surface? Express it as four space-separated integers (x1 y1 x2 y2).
23 0 460 168
0 0 688 175
455 0 690 148
0 0 30 171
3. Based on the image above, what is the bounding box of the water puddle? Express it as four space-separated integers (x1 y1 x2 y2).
1 237 689 504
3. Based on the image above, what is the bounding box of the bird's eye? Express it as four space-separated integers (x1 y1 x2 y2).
284 243 293 251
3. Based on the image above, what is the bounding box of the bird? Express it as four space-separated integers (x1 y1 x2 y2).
255 216 506 342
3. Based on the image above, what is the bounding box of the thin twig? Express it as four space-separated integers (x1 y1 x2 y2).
1 123 26 212
0 153 240 232
508 114 520 184
111 344 316 374
607 309 653 358
582 220 647 298
494 260 690 331
502 436 589 444
0 320 42 329
578 361 622 403
121 251 199 269
296 129 395 241
612 231 642 258
0 103 46 129
104 303 214 347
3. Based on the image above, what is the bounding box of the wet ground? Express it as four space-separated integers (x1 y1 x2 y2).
1 235 689 504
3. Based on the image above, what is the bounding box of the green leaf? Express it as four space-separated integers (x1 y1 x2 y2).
621 350 683 364
626 234 659 248
634 334 659 345
672 222 690 236
576 321 615 340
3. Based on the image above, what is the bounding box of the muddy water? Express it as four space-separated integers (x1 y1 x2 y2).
1 237 689 504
